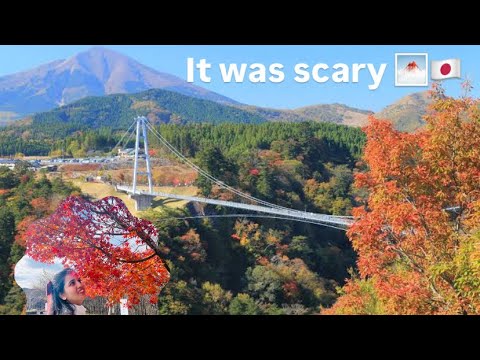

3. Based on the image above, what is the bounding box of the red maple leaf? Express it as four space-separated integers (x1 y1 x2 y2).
25 196 170 306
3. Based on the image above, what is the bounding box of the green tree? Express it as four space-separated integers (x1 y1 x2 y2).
0 285 25 315
246 265 284 304
286 236 313 261
201 281 232 314
0 208 15 302
194 145 238 196
229 293 262 315
158 280 201 315
0 168 19 189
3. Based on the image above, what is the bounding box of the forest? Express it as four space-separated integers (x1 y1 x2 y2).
0 87 365 157
0 121 363 314
3 88 480 314
0 163 80 314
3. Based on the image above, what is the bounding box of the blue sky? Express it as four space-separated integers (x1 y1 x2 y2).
15 255 64 289
0 45 476 112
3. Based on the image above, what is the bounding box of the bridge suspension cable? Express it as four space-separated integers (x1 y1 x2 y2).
113 119 137 151
143 119 298 212
114 117 355 229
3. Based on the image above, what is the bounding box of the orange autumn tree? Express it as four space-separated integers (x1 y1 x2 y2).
326 87 480 314
25 196 170 307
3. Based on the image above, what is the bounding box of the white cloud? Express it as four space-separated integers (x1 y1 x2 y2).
14 256 64 289
397 68 427 85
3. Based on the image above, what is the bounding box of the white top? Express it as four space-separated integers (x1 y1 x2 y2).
73 305 87 315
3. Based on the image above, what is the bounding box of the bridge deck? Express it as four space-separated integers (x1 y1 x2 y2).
116 186 354 227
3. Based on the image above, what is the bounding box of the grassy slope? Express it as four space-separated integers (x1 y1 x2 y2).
70 179 198 216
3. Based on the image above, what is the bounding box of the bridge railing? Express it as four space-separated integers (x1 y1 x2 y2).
117 186 354 227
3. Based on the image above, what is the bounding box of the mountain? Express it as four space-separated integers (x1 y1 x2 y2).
291 103 372 126
11 88 265 139
374 91 431 132
0 47 238 120
256 92 430 131
10 88 375 140
0 87 429 157
239 103 372 126
23 288 46 312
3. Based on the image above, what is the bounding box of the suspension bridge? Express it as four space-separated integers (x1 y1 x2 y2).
115 116 355 230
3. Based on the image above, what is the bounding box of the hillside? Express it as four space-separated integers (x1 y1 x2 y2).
0 47 238 119
374 91 431 132
240 93 432 131
12 89 266 139
239 103 372 126
0 87 429 157
292 103 372 126
6 87 375 141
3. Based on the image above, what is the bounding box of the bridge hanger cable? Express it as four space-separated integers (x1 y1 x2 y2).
143 121 288 209
112 118 354 229
122 128 136 152
142 120 281 206
113 119 137 151
144 119 299 212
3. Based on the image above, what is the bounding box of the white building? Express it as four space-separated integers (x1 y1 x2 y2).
0 159 18 170
118 148 136 158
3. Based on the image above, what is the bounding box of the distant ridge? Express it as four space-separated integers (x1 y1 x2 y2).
15 88 265 139
239 103 372 126
4 88 376 141
374 91 431 132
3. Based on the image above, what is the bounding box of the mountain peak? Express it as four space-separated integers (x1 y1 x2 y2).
70 46 133 63
405 61 420 72
57 46 146 91
87 46 118 54
0 47 238 119
375 91 432 132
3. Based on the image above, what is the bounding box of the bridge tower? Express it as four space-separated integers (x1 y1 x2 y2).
130 116 156 211
132 116 153 194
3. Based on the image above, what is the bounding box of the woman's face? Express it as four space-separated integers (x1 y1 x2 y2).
61 272 86 305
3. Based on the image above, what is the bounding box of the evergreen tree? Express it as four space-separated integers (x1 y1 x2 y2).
0 208 15 302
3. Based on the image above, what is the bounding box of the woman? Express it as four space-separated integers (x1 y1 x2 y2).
46 268 87 315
